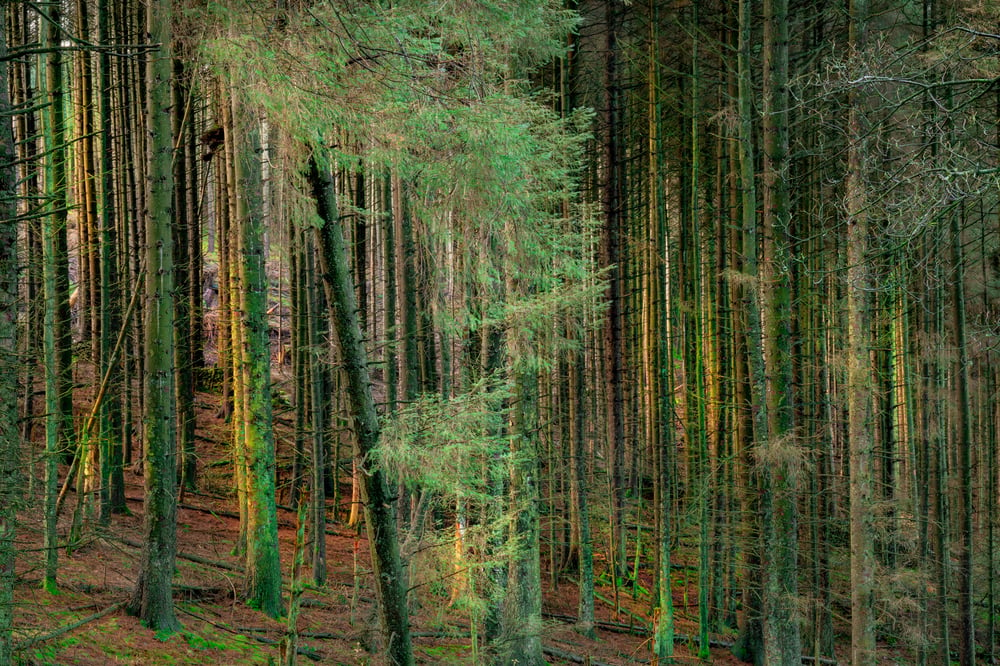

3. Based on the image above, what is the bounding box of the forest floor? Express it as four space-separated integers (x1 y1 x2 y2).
10 372 805 665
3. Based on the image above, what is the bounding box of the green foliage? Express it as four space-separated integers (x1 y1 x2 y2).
199 0 601 378
376 375 510 502
183 630 229 651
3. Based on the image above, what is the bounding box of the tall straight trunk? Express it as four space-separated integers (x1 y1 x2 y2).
500 364 544 666
846 1 876 663
602 0 627 583
289 219 306 508
128 0 180 632
225 93 249 556
173 57 196 492
931 235 950 662
383 173 397 413
0 2 22 659
686 5 711 656
760 0 800 661
75 0 99 354
396 176 420 404
645 4 672 655
306 238 329 585
187 82 204 371
732 0 765 661
216 86 234 423
308 154 413 666
98 0 125 518
236 109 283 618
12 3 41 453
42 0 73 592
119 2 144 468
569 344 595 638
951 204 974 666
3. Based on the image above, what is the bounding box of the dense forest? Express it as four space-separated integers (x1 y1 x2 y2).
0 0 998 664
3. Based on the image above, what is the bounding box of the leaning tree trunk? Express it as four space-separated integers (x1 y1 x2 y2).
308 153 414 666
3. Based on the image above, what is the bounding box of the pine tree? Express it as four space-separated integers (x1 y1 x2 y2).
0 1 22 658
128 0 180 632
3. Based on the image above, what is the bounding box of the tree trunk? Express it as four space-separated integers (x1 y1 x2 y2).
760 0 800 661
951 204 974 666
42 0 73 592
98 0 126 518
500 366 545 665
846 1 876 663
308 153 413 666
128 0 180 632
732 0 764 661
236 108 283 618
602 0 627 585
173 56 196 493
0 2 23 659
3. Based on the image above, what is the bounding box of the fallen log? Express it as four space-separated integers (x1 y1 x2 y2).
118 536 241 572
544 611 841 665
15 601 126 651
542 644 616 666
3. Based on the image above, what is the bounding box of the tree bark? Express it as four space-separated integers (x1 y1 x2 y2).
760 0 800 661
128 0 180 632
0 2 22 659
308 153 413 666
237 109 283 618
846 1 876 663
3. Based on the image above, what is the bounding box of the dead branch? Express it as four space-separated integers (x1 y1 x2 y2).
14 601 126 651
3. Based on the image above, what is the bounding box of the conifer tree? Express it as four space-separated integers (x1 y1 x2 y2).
128 0 180 632
0 1 22 659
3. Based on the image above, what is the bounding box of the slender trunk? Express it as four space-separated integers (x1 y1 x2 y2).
846 1 876 662
98 0 125 517
42 0 72 592
173 57 196 493
951 204 974 666
761 0 800 661
602 0 627 584
237 109 283 618
0 2 23 659
309 154 413 666
733 0 764 660
128 0 180 631
569 345 595 638
307 239 329 585
687 5 711 655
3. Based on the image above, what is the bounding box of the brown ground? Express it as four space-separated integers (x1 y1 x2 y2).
11 377 784 665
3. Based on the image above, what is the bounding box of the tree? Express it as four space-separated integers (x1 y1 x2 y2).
128 0 180 632
846 1 877 663
759 0 800 661
0 1 22 659
309 153 414 666
600 0 628 585
235 104 283 618
41 0 73 593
